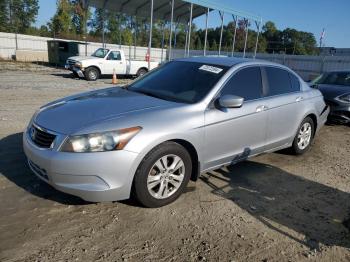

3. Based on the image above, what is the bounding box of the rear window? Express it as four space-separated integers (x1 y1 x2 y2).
264 67 298 96
289 73 301 92
128 61 229 103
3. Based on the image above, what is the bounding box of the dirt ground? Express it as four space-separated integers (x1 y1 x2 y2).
0 66 349 262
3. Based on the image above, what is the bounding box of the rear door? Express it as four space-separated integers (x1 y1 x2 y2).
262 66 304 150
203 66 268 170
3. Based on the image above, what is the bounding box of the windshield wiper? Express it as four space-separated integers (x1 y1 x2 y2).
134 90 165 100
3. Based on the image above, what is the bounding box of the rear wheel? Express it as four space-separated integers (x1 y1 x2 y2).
133 142 192 208
136 68 147 78
84 67 99 81
290 117 315 155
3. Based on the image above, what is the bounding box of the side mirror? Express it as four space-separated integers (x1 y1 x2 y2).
218 95 244 108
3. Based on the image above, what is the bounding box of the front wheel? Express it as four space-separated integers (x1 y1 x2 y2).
133 142 192 208
84 67 99 81
290 117 315 155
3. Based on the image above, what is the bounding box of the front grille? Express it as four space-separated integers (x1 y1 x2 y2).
67 59 76 66
30 125 56 148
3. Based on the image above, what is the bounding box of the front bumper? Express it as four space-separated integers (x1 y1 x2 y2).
325 99 350 124
23 131 139 202
65 64 85 78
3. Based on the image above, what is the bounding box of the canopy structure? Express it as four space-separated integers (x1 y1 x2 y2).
83 0 262 68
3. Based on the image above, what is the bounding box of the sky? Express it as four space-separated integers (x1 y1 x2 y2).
36 0 350 48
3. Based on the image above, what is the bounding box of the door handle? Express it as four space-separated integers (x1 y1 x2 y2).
296 96 304 102
256 105 268 112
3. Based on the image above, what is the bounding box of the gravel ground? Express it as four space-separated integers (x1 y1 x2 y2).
0 67 349 262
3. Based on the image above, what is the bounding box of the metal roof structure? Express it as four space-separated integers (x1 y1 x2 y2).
83 0 262 68
86 0 261 23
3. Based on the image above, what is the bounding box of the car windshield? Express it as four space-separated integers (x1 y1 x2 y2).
91 48 109 58
128 61 229 104
312 72 350 87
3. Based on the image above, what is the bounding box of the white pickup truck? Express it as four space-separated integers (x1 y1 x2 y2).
65 48 159 81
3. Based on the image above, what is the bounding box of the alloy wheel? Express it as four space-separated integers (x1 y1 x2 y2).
297 122 312 150
147 154 185 199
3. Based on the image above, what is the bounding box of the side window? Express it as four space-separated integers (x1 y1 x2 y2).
107 51 121 61
264 67 295 96
289 73 301 92
221 67 263 101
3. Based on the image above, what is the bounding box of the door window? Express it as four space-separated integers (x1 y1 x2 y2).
220 67 263 101
264 67 298 96
107 51 121 61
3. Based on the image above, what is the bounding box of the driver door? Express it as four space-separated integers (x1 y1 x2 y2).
203 66 268 170
103 51 125 75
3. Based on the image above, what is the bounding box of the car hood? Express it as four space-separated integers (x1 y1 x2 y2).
317 84 350 98
68 56 101 62
34 88 173 134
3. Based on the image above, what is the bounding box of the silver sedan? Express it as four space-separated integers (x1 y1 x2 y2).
23 57 329 207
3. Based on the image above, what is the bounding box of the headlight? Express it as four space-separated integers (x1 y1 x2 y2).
336 93 350 103
74 62 82 68
60 127 142 153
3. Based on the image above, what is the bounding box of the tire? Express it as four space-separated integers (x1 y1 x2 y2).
290 116 315 155
133 142 192 208
84 67 99 81
136 68 147 78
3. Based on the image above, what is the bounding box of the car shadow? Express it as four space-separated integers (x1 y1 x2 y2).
50 73 135 80
200 161 350 250
0 132 88 205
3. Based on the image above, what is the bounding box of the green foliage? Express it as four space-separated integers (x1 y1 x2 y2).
262 20 317 55
48 0 73 37
0 0 39 33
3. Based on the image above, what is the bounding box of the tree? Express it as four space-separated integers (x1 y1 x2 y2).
70 0 90 36
49 0 73 37
0 0 39 33
0 0 9 32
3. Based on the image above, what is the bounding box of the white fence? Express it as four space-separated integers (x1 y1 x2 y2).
171 49 350 80
1 32 350 80
0 32 166 62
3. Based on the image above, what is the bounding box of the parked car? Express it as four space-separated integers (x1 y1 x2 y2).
24 57 329 207
310 71 350 124
65 48 159 81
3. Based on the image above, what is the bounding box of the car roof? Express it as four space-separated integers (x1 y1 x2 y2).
175 56 266 67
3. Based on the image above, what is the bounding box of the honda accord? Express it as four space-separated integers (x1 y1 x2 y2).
23 57 329 207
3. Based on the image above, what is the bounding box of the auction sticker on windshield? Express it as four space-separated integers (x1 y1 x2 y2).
199 65 223 74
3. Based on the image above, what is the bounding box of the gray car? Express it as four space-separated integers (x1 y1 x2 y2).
23 57 329 207
310 71 350 124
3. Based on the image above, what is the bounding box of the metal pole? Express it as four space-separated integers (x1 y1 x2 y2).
218 11 224 55
134 16 137 59
161 23 165 62
174 24 178 48
204 8 209 56
168 0 174 61
148 0 154 70
119 14 122 49
231 15 237 56
243 19 249 58
253 20 261 59
187 3 193 57
128 17 132 62
184 22 188 57
102 11 105 48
